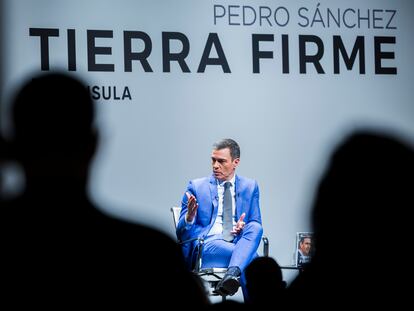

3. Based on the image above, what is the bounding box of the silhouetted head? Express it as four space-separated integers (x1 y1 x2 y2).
245 256 286 304
289 130 414 305
312 130 414 268
11 72 97 181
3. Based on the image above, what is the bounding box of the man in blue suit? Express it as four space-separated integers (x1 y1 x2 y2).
176 138 263 298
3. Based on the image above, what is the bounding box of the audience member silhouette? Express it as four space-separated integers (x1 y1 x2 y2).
289 130 414 307
244 256 286 307
1 72 208 308
0 136 8 199
208 300 248 311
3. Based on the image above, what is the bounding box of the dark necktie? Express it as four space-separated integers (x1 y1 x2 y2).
222 182 234 242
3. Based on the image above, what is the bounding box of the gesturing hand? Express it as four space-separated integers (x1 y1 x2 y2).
185 192 198 222
231 213 246 235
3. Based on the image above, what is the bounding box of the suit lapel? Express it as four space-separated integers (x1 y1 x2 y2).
209 175 218 225
235 175 242 221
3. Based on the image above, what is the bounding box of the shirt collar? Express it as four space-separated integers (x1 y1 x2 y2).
217 175 236 188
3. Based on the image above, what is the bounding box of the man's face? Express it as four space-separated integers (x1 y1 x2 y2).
300 237 312 255
211 147 239 182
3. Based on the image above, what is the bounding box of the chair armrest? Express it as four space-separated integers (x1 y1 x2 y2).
178 237 205 273
178 237 204 245
261 235 269 257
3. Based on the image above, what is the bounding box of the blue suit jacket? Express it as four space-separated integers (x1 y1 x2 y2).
176 174 262 270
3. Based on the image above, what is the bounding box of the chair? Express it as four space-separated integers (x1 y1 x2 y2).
170 206 269 301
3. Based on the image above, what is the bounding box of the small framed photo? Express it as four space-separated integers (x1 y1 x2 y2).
296 232 314 267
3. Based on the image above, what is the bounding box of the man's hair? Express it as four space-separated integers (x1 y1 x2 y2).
300 236 311 244
213 138 240 160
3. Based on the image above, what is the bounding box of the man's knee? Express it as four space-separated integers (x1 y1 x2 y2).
244 221 263 236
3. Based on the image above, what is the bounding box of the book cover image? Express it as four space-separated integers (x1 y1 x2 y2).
296 232 314 267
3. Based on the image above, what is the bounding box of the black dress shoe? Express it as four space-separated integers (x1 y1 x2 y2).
214 266 241 296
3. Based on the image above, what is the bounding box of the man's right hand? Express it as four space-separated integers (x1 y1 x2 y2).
185 192 198 222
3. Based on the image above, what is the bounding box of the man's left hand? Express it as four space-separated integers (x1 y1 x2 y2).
231 213 246 235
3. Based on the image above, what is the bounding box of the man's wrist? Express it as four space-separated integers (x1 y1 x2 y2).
185 214 195 224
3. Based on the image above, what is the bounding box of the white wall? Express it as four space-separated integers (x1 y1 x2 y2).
2 0 414 293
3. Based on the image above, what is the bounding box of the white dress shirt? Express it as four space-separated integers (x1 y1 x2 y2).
207 176 236 237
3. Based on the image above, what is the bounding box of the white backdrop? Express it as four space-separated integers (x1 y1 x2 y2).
2 0 414 291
